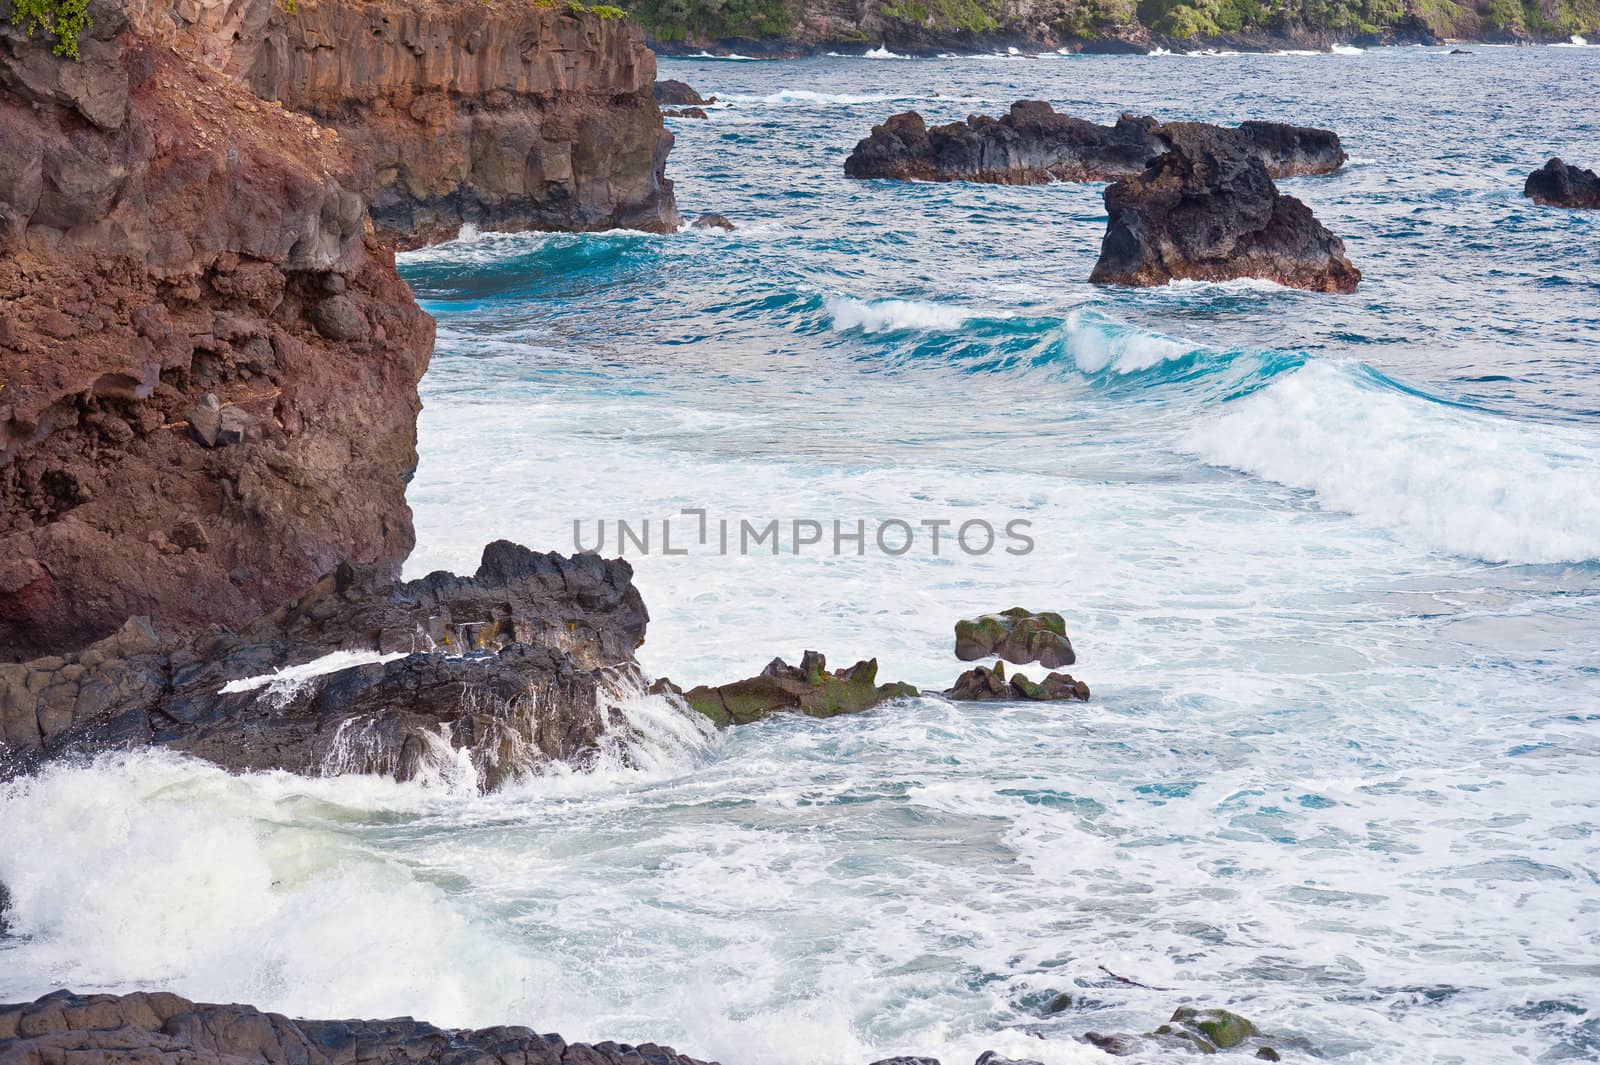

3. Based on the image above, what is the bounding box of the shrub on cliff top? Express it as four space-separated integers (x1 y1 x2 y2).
9 0 92 58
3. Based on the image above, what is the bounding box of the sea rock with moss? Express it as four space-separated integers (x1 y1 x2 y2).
671 651 918 726
1084 1006 1296 1058
954 608 1075 667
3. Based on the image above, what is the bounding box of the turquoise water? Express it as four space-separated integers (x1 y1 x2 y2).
3 45 1599 1065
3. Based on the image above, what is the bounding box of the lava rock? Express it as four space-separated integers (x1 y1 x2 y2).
655 78 712 106
184 394 223 447
309 295 369 341
665 106 710 119
845 104 1163 183
691 212 735 230
1091 122 1360 293
954 607 1074 667
0 542 651 792
845 104 1344 184
1524 157 1600 209
0 991 718 1065
673 651 918 726
946 661 1090 702
1083 1005 1298 1058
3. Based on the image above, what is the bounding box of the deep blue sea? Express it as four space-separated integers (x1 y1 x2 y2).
3 44 1598 1065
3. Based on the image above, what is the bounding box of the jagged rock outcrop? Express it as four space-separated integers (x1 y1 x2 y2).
664 651 918 726
0 0 435 661
954 608 1075 667
844 104 1343 185
844 105 1163 184
1091 122 1360 293
124 0 678 247
0 542 650 791
1524 157 1600 209
946 661 1090 702
0 991 718 1065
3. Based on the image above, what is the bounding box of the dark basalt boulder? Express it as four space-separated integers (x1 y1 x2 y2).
844 104 1345 185
845 104 1164 184
946 661 1089 702
691 213 736 230
0 541 650 791
1524 158 1600 209
1235 120 1348 178
655 79 713 106
668 651 918 726
1091 122 1360 293
954 607 1074 667
0 991 718 1065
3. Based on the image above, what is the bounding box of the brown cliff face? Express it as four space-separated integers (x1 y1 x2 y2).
123 0 679 246
0 0 435 660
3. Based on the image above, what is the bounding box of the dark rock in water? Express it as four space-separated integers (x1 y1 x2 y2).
868 1058 943 1065
671 651 918 726
1235 120 1348 178
0 880 10 936
1091 122 1360 293
692 212 736 230
0 990 717 1065
974 1054 1043 1065
946 661 1090 702
1450 47 1473 53
1524 158 1600 209
954 608 1074 667
845 104 1164 184
0 541 651 791
665 107 711 119
655 78 713 106
844 104 1344 185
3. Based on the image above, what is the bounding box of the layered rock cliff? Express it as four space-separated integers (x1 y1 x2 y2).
1 0 677 661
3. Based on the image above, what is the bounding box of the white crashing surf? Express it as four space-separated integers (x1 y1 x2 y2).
1062 308 1199 373
217 650 409 705
1186 360 1600 565
825 296 994 333
729 90 915 106
862 45 910 59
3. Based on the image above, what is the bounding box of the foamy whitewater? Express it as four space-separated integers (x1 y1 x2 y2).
3 45 1599 1065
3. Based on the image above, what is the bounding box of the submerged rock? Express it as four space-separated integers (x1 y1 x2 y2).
0 541 650 792
954 608 1074 667
0 990 717 1065
946 661 1089 702
844 104 1344 184
1084 1005 1298 1058
1524 158 1600 209
692 213 736 230
1091 122 1360 293
665 107 711 119
671 651 918 726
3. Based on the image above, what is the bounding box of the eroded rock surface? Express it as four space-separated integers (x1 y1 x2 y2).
1524 157 1600 209
844 104 1344 184
0 2 434 661
0 542 649 791
954 608 1074 667
1091 122 1360 293
0 991 717 1065
946 661 1090 703
668 651 918 726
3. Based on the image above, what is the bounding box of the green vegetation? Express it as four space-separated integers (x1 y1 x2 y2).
1138 0 1594 37
629 0 793 38
880 0 1007 34
9 0 92 58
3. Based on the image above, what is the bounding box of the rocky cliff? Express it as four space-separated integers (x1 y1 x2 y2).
632 0 1599 55
0 0 677 661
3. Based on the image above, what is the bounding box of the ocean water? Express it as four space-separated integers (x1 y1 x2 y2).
4 46 1600 1065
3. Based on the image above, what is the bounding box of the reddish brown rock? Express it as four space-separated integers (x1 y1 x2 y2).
0 6 435 662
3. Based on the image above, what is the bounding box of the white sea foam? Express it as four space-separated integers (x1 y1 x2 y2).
1187 360 1600 564
218 650 410 702
1330 43 1364 54
825 296 994 333
863 45 910 59
728 90 914 106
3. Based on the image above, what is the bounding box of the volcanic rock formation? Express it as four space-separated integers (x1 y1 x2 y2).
844 104 1345 184
1090 122 1360 292
1524 157 1600 209
667 651 918 726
